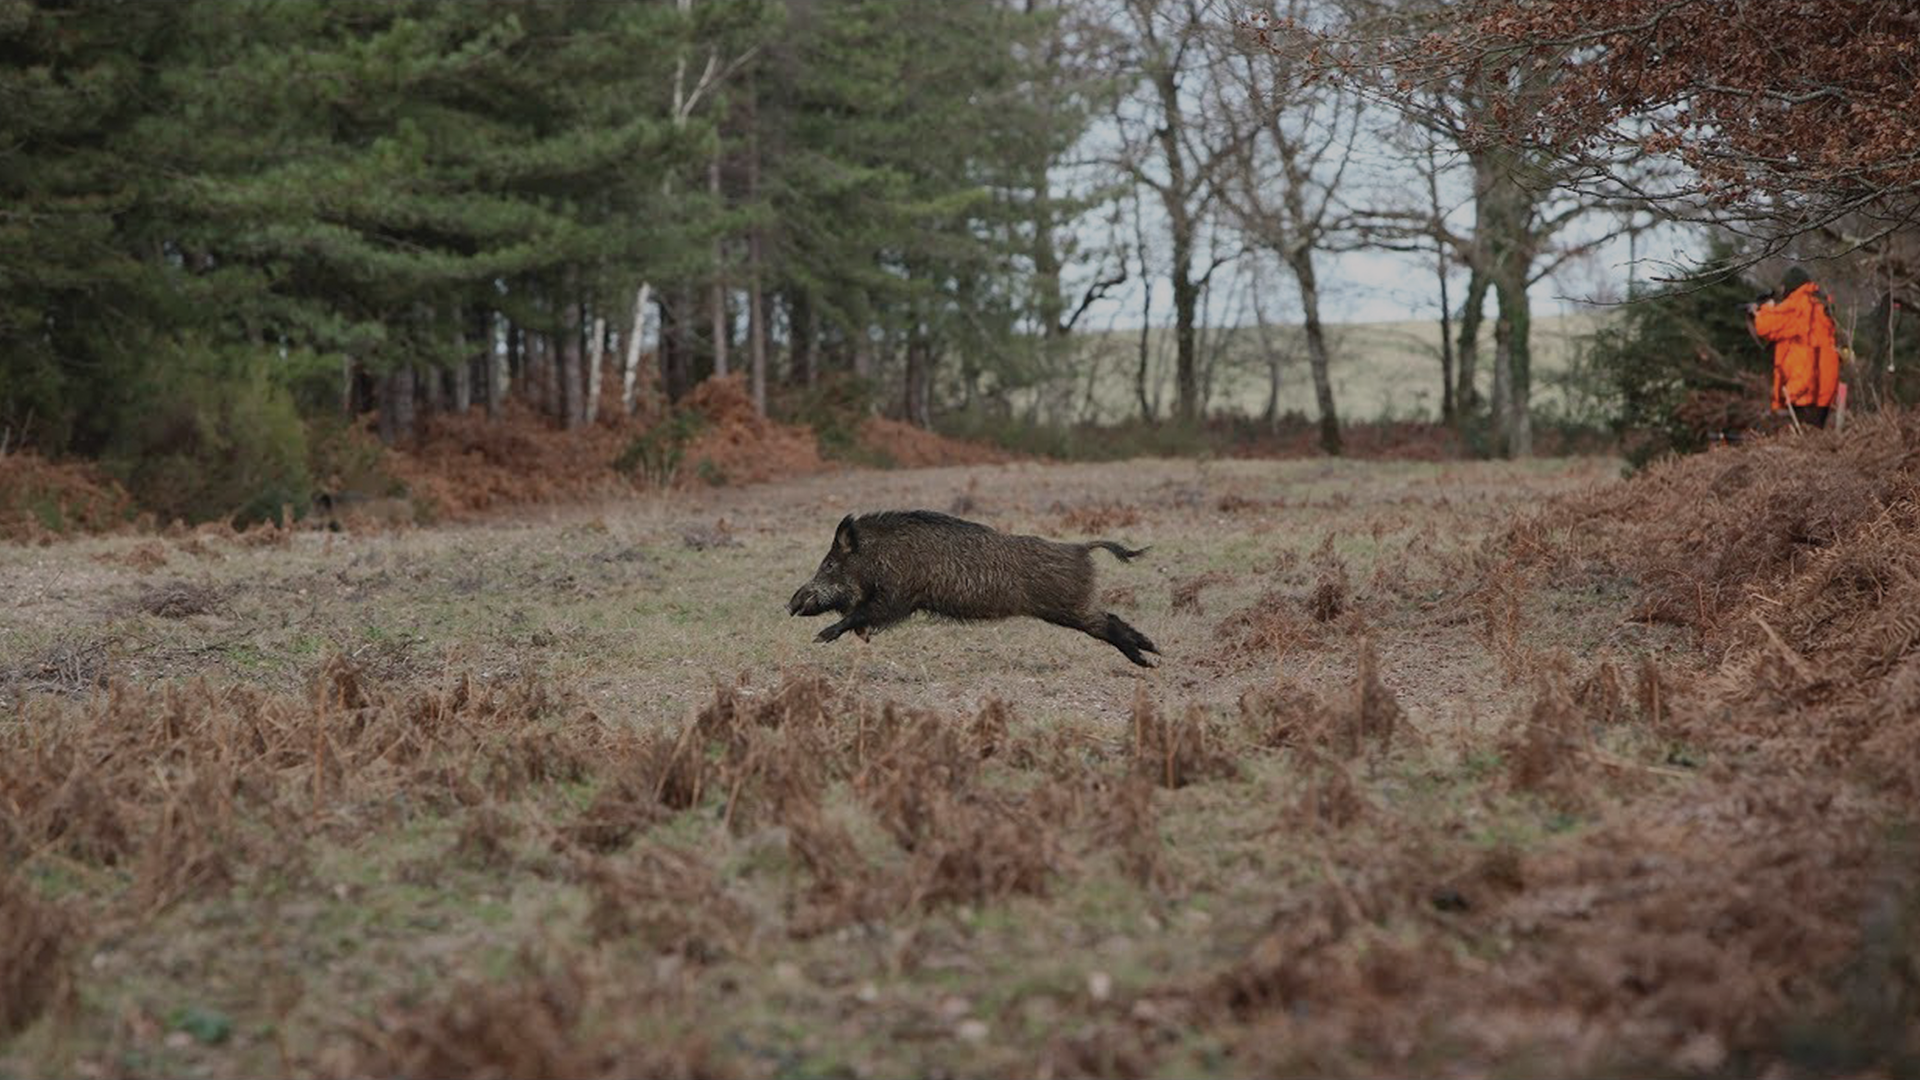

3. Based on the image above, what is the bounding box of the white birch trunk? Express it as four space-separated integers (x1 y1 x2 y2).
586 314 606 424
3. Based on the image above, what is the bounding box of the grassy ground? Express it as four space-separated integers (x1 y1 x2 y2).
2 451 1906 1078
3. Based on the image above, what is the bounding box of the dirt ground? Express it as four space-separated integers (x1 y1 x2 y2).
3 450 1914 1078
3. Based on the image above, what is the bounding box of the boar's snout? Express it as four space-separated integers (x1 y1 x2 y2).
788 583 824 617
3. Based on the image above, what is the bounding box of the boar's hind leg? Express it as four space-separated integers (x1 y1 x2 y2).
1099 614 1160 667
1053 612 1159 667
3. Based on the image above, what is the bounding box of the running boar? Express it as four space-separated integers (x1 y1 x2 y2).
786 510 1160 667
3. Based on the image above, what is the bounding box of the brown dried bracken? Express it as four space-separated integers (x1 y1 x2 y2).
0 873 76 1040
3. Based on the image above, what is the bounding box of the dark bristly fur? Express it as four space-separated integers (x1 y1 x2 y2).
787 510 1161 666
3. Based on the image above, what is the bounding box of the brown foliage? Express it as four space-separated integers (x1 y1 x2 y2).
1508 412 1920 640
1168 570 1231 615
1290 752 1371 829
1239 642 1402 761
858 416 1012 467
581 843 748 961
386 400 633 517
1135 767 1885 1076
1128 688 1238 788
387 376 829 519
0 873 77 1041
902 789 1062 910
1215 587 1320 656
133 579 223 619
1098 775 1173 889
1501 671 1596 810
1511 412 1920 802
452 803 522 869
677 375 826 487
348 954 728 1080
0 452 133 542
0 659 595 894
1282 2 1920 232
1306 558 1351 623
1216 541 1363 658
94 540 170 572
1054 500 1143 534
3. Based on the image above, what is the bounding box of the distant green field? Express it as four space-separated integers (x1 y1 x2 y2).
1022 312 1612 424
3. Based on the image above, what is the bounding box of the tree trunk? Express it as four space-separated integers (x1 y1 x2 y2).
1133 201 1156 423
709 153 729 380
1493 266 1533 457
1249 287 1281 429
506 319 522 391
558 294 584 429
1491 304 1511 451
623 285 653 417
524 330 542 414
665 290 694 402
1170 225 1199 424
1148 59 1200 425
789 291 816 387
586 314 606 424
1033 177 1065 342
1480 153 1534 457
451 354 471 414
375 366 395 445
904 327 933 427
1289 252 1342 455
1437 270 1455 424
746 113 767 416
852 320 872 380
419 365 443 420
1426 144 1456 424
489 314 509 419
385 365 416 445
1455 265 1489 418
748 240 767 415
1135 316 1155 423
543 331 562 422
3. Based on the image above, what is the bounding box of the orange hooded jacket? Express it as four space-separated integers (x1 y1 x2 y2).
1752 281 1840 410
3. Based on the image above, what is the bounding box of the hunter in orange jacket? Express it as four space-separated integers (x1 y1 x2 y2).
1750 266 1840 424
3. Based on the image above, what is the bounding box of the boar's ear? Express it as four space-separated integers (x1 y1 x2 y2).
832 514 859 555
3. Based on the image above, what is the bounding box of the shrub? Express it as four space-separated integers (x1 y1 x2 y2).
1581 250 1772 468
612 407 704 487
105 341 312 525
779 374 885 464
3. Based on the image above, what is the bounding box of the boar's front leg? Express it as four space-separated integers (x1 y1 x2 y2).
815 595 910 644
815 615 860 643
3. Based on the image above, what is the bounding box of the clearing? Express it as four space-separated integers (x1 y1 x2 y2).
3 447 1915 1078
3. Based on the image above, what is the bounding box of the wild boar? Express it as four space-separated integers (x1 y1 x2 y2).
786 510 1160 667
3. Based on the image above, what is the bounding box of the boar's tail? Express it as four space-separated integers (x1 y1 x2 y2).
1086 540 1149 562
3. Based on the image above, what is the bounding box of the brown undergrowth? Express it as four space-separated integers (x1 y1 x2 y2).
1503 412 1920 798
379 375 1006 521
0 453 134 542
1215 536 1367 659
1033 416 1920 1075
858 416 1013 468
0 659 1255 1072
11 419 1920 1076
